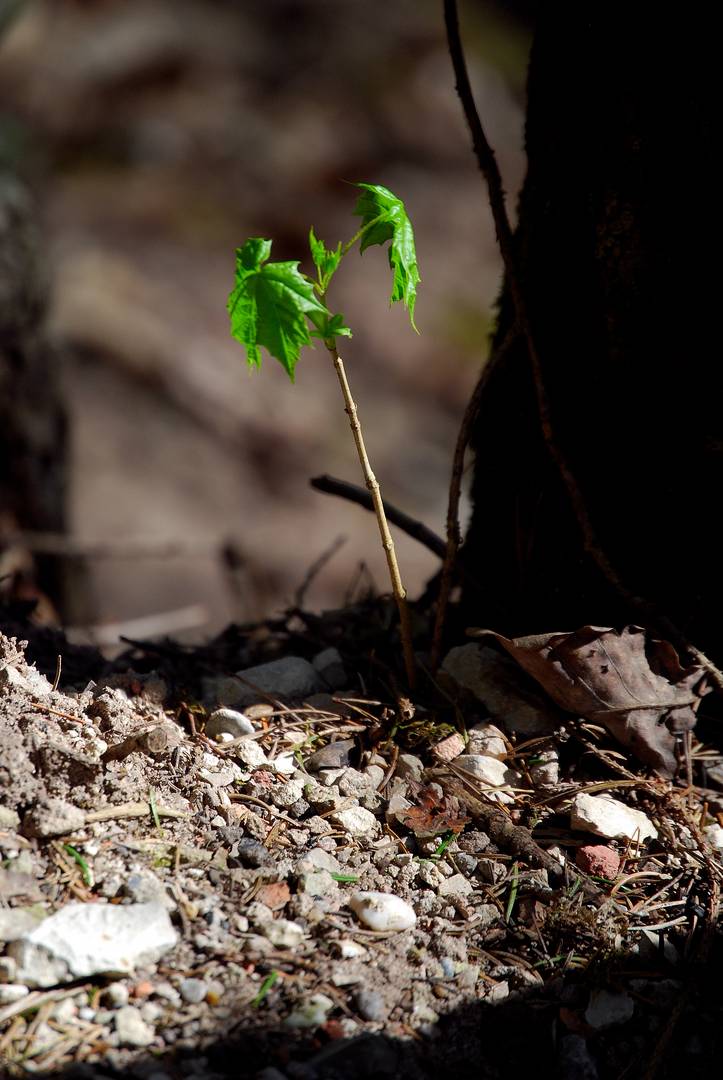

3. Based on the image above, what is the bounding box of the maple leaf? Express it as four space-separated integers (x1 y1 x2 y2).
227 237 349 380
399 781 470 839
353 183 421 330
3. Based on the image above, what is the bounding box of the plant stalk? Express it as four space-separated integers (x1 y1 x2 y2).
324 341 416 688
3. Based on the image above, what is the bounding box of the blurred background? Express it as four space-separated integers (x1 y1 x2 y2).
0 0 531 648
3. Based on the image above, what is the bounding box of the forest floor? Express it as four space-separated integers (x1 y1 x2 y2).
1 603 723 1080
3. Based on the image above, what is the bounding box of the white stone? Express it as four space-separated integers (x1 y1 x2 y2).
349 891 416 932
329 806 379 836
272 752 297 775
437 873 474 898
571 793 658 843
0 984 29 1004
262 919 305 948
285 992 334 1029
206 708 255 739
454 755 516 804
114 1004 155 1047
704 824 723 852
585 988 635 1029
336 939 367 959
7 902 178 987
466 722 507 759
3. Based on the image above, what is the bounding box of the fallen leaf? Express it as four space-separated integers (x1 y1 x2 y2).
400 781 470 838
469 625 709 776
256 880 291 911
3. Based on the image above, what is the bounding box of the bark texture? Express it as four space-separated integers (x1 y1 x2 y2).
0 173 66 600
462 7 722 659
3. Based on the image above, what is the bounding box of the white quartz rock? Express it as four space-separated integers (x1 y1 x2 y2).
349 891 416 932
571 793 657 843
454 754 517 804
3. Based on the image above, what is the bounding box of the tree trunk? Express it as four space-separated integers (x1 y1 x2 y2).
0 174 67 605
461 6 722 661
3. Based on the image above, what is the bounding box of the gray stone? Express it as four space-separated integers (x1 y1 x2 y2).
123 869 175 910
437 873 474 898
338 769 374 796
205 657 322 709
312 647 347 690
354 988 388 1021
584 989 635 1030
298 868 338 898
114 1005 155 1047
306 739 355 771
442 644 559 735
22 798 85 838
558 1035 599 1080
179 977 208 1004
395 753 424 781
206 707 254 739
8 901 178 987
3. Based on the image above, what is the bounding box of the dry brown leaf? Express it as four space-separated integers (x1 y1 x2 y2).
400 781 470 838
469 625 709 776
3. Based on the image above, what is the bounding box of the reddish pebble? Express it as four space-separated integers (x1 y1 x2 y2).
576 844 621 879
432 733 466 762
131 980 154 999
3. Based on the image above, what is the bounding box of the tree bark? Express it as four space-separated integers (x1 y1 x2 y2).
461 6 723 661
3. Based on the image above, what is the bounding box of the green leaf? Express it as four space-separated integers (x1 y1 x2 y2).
309 226 342 291
353 183 421 330
227 237 335 380
309 311 353 342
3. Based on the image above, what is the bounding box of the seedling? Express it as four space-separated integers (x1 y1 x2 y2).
227 183 420 686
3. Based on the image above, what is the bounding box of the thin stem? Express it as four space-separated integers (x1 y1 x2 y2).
323 338 416 688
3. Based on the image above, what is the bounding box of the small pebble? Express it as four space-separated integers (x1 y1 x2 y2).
576 845 621 879
0 985 30 1004
179 977 208 1005
206 708 255 739
354 988 388 1021
349 891 417 932
78 1006 96 1021
285 992 334 1029
114 1005 155 1047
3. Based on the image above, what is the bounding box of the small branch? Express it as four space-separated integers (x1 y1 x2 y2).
294 534 347 609
444 0 723 695
431 323 521 670
324 342 416 688
310 475 446 558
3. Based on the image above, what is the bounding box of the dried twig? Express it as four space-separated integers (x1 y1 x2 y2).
294 534 346 608
310 474 446 558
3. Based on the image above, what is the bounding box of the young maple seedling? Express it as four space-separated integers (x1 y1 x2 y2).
227 183 420 687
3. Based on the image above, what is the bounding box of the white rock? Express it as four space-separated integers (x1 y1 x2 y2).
585 988 635 1029
466 722 507 759
437 873 474 898
114 1004 155 1047
349 892 416 932
262 920 306 948
336 939 367 959
7 902 178 987
571 793 658 843
272 752 297 775
454 755 516 804
230 738 268 769
206 708 255 739
0 984 29 1004
704 824 723 852
0 908 46 943
329 806 379 836
285 992 334 1029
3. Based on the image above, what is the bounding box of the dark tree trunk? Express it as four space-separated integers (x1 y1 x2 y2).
0 174 67 604
461 6 722 660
